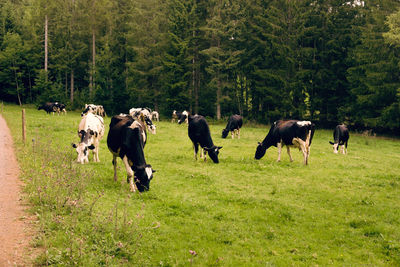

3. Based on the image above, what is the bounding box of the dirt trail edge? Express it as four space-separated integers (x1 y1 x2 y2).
0 114 34 266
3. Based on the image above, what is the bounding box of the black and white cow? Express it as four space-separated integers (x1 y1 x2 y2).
72 112 105 164
222 115 243 139
188 115 222 163
107 115 155 192
81 104 106 117
255 120 315 165
151 111 159 122
54 102 67 115
178 110 189 124
129 108 156 134
329 124 349 154
38 102 58 114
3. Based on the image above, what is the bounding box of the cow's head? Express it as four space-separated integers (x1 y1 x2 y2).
255 142 266 159
72 130 95 164
222 128 229 138
133 164 155 192
204 146 222 163
144 116 156 134
329 141 339 154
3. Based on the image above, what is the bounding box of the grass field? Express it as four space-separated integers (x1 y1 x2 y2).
2 104 400 266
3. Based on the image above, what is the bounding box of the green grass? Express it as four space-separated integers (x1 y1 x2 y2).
2 104 400 266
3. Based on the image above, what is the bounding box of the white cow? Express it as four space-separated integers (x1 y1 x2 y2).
72 113 105 164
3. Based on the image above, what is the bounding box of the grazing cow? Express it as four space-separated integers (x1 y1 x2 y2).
72 113 105 164
222 115 243 139
107 115 155 192
178 110 189 124
129 108 156 134
188 115 222 163
255 120 315 165
151 111 159 122
38 102 58 114
54 102 67 115
329 124 349 154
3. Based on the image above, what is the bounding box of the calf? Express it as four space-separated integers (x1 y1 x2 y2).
129 108 156 134
222 115 243 139
107 115 155 192
72 113 105 164
188 115 222 163
329 124 349 154
38 102 58 114
255 120 315 165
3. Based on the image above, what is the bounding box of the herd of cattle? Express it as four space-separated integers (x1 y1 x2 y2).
38 102 350 192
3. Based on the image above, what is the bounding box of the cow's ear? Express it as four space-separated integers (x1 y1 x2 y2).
258 142 261 145
217 146 223 150
72 143 77 148
329 141 334 145
88 145 95 150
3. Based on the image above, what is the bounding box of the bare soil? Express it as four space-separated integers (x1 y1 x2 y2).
0 115 35 266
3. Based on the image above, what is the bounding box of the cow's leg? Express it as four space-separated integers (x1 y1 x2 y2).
299 141 308 165
231 131 234 139
277 142 282 162
193 143 199 160
122 156 135 192
238 128 240 139
203 149 207 162
345 141 348 154
286 146 293 162
112 155 118 181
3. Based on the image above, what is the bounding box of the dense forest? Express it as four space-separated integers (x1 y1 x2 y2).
0 0 399 132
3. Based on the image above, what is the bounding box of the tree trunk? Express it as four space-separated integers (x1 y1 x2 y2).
216 39 221 120
89 30 96 99
65 71 68 98
44 15 48 74
12 60 22 106
70 70 74 104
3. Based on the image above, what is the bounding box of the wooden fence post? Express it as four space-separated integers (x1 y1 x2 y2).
22 109 26 144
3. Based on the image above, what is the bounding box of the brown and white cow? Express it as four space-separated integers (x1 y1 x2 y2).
255 120 315 165
107 115 155 192
72 113 105 164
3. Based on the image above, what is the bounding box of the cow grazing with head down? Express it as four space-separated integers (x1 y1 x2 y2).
188 115 222 163
54 102 67 115
107 115 155 192
72 113 105 164
129 108 156 134
329 124 349 154
38 102 58 114
255 120 315 165
222 115 243 139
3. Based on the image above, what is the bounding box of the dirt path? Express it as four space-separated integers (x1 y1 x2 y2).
0 114 33 266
